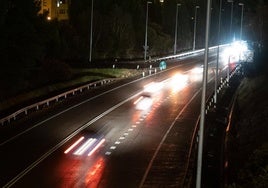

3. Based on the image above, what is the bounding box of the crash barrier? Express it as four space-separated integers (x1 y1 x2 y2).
146 44 229 63
0 78 118 125
182 63 242 187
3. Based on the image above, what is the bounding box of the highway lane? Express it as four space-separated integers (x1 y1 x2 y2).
0 49 229 187
10 75 208 188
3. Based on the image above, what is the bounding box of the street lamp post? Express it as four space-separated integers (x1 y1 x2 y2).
215 0 223 105
227 0 234 42
144 1 152 61
89 0 94 63
193 5 200 51
196 0 212 187
239 3 244 40
174 4 181 55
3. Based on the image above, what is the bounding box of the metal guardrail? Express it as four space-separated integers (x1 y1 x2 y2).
0 78 119 125
0 44 230 126
182 63 242 186
147 44 228 63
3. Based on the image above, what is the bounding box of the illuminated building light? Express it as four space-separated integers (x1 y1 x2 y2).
47 16 51 20
88 139 105 156
64 136 85 154
74 138 96 155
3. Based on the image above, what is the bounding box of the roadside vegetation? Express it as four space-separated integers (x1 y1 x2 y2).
0 66 142 115
226 45 268 187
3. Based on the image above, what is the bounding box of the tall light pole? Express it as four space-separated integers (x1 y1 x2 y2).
215 0 223 105
144 1 152 61
89 0 94 63
227 0 234 42
193 5 200 51
196 0 212 187
174 4 181 55
239 3 244 41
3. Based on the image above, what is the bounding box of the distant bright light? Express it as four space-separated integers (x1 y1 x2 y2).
222 41 248 65
47 16 51 20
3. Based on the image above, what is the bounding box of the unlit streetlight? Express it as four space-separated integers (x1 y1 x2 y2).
193 5 200 51
174 4 181 54
144 1 152 61
89 0 94 63
227 0 234 41
239 3 244 40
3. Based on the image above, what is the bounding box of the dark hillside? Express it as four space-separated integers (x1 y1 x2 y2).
226 42 268 187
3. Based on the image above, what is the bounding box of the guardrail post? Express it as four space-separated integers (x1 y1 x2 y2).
36 105 39 110
25 110 28 115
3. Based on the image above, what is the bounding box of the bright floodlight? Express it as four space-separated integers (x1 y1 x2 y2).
222 41 248 64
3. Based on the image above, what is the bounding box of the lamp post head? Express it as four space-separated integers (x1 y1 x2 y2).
227 0 233 3
196 6 200 9
239 3 244 6
177 3 181 7
147 1 152 4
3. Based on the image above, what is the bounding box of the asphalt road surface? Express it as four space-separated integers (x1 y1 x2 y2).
0 48 230 188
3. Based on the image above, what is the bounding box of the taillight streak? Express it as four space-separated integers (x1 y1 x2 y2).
134 96 143 105
74 138 97 155
64 136 85 154
88 139 105 156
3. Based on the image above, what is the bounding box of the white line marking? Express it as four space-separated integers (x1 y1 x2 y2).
138 88 202 188
3 93 138 188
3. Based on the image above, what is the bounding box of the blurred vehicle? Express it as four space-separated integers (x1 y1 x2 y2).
64 135 105 156
134 93 153 111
